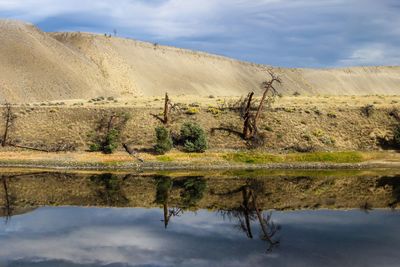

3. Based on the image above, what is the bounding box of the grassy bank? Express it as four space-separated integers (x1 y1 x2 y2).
0 150 398 170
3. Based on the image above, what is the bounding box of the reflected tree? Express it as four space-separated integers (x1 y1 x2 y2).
154 175 183 229
90 173 128 206
218 179 280 252
377 175 400 208
154 176 206 228
1 175 16 224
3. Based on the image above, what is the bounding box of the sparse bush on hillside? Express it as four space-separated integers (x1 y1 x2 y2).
293 91 301 97
361 104 374 117
180 122 208 152
154 126 173 154
185 107 199 115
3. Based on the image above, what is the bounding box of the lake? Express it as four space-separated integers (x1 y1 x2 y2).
0 169 399 267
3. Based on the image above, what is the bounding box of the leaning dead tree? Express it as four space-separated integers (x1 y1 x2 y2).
2 102 16 147
242 69 281 140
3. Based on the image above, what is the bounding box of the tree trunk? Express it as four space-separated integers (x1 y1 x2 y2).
242 92 254 139
163 92 170 125
254 82 272 123
2 118 9 147
242 187 253 238
2 105 12 147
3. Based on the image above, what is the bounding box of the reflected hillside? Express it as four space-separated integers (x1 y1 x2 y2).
1 170 400 220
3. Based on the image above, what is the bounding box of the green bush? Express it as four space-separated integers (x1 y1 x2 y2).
154 126 173 154
180 122 208 152
89 128 120 154
103 129 120 154
89 143 101 152
394 126 400 146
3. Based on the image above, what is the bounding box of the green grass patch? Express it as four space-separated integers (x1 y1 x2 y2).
156 155 174 162
223 152 282 164
224 151 364 164
286 151 363 163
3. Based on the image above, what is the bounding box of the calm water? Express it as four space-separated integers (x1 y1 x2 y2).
0 170 400 266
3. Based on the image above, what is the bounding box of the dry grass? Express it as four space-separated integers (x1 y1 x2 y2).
2 95 399 155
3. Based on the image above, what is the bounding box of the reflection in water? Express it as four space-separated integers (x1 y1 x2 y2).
154 175 206 228
0 170 400 266
90 173 129 206
218 179 280 252
377 175 400 208
1 175 12 223
154 175 183 228
0 207 399 267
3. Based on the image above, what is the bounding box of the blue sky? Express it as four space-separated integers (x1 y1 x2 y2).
0 0 399 67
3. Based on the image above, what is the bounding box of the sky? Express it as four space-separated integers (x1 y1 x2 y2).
0 0 399 67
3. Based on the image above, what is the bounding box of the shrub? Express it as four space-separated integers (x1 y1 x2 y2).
180 122 208 152
207 106 221 116
89 143 101 152
154 126 173 154
186 107 199 115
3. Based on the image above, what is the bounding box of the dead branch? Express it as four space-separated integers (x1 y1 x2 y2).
8 143 50 152
122 143 144 163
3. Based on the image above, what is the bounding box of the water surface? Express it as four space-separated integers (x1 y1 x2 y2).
0 169 399 266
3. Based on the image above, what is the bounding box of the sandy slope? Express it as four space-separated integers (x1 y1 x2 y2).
0 20 399 103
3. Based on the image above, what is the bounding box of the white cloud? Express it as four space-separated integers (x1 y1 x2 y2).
337 44 400 66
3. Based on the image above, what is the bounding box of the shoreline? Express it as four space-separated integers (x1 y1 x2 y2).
0 150 398 171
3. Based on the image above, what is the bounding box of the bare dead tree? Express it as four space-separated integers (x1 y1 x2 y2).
242 69 281 140
152 92 182 125
2 102 16 147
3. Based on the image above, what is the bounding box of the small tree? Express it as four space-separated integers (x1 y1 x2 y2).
154 126 173 154
89 113 129 154
180 122 208 152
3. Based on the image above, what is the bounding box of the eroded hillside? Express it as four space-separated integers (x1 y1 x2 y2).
0 20 399 103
